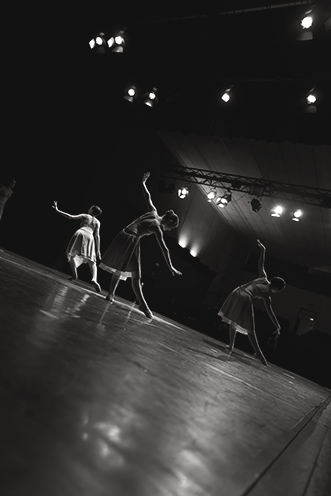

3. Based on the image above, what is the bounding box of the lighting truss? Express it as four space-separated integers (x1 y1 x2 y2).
161 164 331 208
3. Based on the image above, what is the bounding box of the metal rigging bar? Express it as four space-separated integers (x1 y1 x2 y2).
161 163 331 208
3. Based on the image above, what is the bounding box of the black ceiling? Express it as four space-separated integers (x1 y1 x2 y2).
70 1 331 145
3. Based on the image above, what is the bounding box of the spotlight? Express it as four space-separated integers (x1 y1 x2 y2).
306 93 317 104
216 192 232 207
107 29 126 52
296 9 314 41
178 186 189 199
124 85 137 103
220 86 233 103
251 198 262 212
271 205 284 217
301 15 313 29
89 32 107 52
207 189 217 202
221 92 230 103
143 87 158 107
223 192 232 203
291 209 302 222
216 196 226 208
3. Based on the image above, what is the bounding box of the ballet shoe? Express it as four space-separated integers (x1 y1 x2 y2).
105 294 114 303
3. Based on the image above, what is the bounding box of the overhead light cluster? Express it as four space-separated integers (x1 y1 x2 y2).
88 10 326 113
215 192 232 208
89 29 127 53
124 85 159 108
204 188 233 208
175 183 305 222
271 205 303 221
178 186 190 199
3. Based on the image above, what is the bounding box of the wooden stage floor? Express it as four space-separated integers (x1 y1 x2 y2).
1 248 330 496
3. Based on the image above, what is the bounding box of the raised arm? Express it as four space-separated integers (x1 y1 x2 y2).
257 239 267 278
52 201 85 220
154 228 182 276
142 172 157 212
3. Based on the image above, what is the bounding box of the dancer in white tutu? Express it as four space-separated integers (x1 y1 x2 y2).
99 172 182 318
52 201 102 293
218 239 286 365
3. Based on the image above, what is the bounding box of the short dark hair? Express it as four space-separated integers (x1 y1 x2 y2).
90 205 102 216
270 277 286 291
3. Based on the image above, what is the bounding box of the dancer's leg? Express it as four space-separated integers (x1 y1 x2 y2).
69 258 78 280
247 332 268 365
88 261 101 293
106 273 121 301
131 277 153 318
226 322 237 352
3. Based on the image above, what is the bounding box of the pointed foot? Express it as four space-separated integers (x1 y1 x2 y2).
92 281 101 293
138 305 153 319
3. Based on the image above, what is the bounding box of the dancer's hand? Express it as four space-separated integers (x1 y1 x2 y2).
142 172 150 183
171 267 182 276
257 239 265 250
52 200 58 210
273 326 281 338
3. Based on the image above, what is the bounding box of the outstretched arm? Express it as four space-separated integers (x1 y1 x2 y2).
155 228 182 276
142 172 157 212
257 239 267 278
52 201 85 220
263 295 281 336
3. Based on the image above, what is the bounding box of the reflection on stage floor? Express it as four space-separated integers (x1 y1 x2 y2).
1 249 330 496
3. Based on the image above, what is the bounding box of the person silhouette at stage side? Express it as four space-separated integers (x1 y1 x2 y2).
0 179 16 221
99 172 182 319
52 201 102 293
218 239 286 365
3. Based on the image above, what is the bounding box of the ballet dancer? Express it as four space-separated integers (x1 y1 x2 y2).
218 239 286 365
52 201 102 293
99 172 182 318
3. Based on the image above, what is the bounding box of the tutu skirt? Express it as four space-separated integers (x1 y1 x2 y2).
66 227 96 265
218 287 254 335
99 230 141 280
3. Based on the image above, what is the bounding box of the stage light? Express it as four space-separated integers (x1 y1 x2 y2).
178 187 189 199
251 198 262 212
143 87 158 107
89 33 107 52
221 92 230 103
216 192 232 207
124 85 137 103
306 93 316 104
291 209 303 222
207 189 217 202
301 15 313 29
220 86 233 103
107 29 126 52
271 205 284 217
